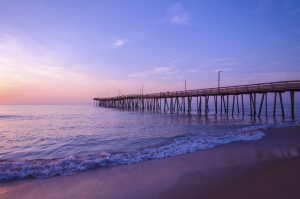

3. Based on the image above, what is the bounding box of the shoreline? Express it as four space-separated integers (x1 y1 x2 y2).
1 126 300 199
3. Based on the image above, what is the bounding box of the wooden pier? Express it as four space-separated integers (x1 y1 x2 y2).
94 80 300 119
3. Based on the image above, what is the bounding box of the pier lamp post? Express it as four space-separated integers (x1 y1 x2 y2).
141 85 144 110
182 80 187 92
218 70 223 92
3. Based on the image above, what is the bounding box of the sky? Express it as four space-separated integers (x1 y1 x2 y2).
0 0 300 104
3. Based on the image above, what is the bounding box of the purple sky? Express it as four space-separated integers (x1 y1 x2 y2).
0 0 300 104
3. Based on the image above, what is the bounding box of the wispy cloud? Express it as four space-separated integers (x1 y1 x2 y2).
253 0 273 14
169 59 182 66
128 66 177 78
0 29 101 99
148 3 194 26
111 37 129 48
182 57 240 75
188 69 199 73
100 37 129 49
213 67 233 73
208 57 240 66
238 71 300 84
167 2 190 25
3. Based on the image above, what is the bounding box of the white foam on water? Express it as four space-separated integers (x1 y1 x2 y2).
0 130 265 182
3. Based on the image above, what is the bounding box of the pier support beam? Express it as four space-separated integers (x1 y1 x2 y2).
258 93 265 118
95 81 299 120
253 93 257 117
279 92 285 118
214 95 218 115
232 94 235 116
221 95 226 115
164 98 168 112
199 96 202 115
291 91 295 119
226 95 229 116
188 97 192 114
265 93 268 117
273 92 277 117
205 96 209 115
176 97 179 113
183 97 186 114
250 94 253 116
220 95 223 115
241 94 244 115
237 94 240 114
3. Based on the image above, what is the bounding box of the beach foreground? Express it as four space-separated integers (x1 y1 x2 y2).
1 126 300 199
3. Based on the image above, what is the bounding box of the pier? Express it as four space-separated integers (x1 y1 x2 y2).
94 80 300 119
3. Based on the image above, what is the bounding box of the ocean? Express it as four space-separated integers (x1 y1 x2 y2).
0 104 299 182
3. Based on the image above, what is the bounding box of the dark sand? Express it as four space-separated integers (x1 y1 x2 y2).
1 126 300 199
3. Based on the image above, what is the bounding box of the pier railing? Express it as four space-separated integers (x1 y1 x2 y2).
94 80 299 119
95 80 300 101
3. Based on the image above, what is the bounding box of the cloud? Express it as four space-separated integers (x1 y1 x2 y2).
0 29 100 94
148 3 194 26
167 3 190 25
208 57 240 66
170 14 189 25
170 59 182 65
128 66 176 78
238 71 300 84
252 0 273 14
213 67 233 73
100 37 129 49
0 32 71 80
154 66 173 74
188 69 199 73
111 37 129 48
182 57 240 75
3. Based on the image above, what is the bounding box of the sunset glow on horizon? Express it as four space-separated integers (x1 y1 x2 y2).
1 0 300 104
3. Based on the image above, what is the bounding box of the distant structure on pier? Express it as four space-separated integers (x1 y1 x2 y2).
94 80 300 119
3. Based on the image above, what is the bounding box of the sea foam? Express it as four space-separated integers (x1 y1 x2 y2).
0 130 265 182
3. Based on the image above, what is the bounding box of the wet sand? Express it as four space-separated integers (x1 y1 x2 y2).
1 126 300 199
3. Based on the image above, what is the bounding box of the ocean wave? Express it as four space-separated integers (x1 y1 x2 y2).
0 115 38 121
0 115 18 119
0 130 265 182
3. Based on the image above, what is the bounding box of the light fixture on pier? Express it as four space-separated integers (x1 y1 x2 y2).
182 80 187 91
218 70 223 92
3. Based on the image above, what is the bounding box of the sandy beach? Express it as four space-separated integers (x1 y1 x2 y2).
1 0 299 198
1 126 300 199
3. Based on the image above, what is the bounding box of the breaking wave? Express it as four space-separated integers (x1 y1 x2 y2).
0 130 265 182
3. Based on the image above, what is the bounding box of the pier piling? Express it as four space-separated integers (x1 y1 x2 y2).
94 81 299 119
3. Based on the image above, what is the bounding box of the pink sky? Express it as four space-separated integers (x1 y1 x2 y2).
1 1 300 104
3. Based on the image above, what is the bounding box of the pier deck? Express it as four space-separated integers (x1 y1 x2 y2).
94 80 300 118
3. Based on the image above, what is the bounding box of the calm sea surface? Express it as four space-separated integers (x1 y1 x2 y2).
0 104 299 181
